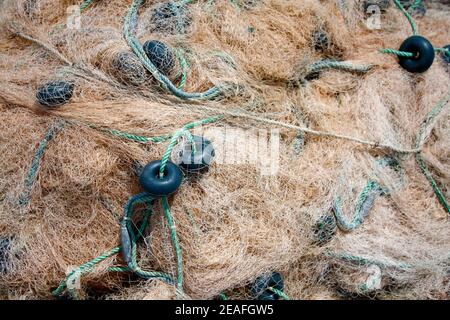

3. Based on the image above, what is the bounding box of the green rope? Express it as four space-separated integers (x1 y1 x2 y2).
18 120 66 207
124 0 225 100
328 251 411 270
414 90 450 213
123 193 174 283
162 197 184 296
380 47 450 58
333 180 385 232
379 48 415 58
219 292 229 300
393 0 417 35
52 193 176 299
174 48 189 89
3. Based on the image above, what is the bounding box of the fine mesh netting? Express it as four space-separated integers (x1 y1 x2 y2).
0 0 449 300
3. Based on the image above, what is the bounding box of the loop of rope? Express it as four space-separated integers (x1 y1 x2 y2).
124 0 225 100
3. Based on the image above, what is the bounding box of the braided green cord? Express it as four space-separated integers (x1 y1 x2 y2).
379 48 415 57
410 0 422 9
268 287 290 300
219 293 229 300
159 115 223 176
393 0 417 35
162 197 184 296
333 180 384 232
414 90 450 213
18 120 66 207
307 60 373 75
124 0 224 100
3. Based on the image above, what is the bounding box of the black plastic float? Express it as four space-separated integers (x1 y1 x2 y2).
139 160 182 197
36 81 74 107
398 35 435 73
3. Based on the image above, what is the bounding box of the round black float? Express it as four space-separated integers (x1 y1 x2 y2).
36 81 74 107
139 160 182 197
251 272 284 300
143 40 175 75
398 35 435 73
442 45 450 64
173 136 215 172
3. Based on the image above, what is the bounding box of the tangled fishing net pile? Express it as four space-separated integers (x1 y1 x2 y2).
0 0 449 300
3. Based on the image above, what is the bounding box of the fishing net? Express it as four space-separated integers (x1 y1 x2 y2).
0 0 449 300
